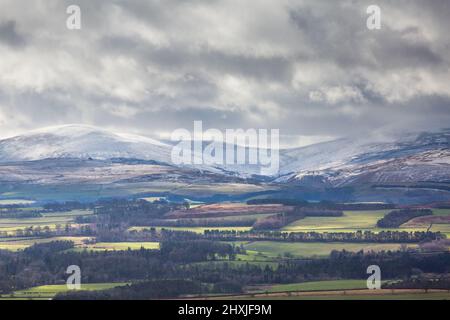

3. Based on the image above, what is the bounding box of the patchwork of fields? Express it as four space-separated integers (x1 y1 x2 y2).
0 200 449 300
1 204 449 254
0 209 93 235
282 209 450 237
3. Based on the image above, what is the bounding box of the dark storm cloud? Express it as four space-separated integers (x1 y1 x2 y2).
99 30 293 83
0 20 26 47
0 0 449 144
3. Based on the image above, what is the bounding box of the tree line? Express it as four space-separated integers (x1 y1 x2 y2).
203 229 444 243
377 209 432 228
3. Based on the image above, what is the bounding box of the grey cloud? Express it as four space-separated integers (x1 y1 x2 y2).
0 0 449 146
0 20 26 47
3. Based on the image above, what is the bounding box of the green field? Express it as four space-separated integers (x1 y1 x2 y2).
0 236 160 252
262 280 372 292
0 236 92 251
282 209 450 236
241 241 417 258
282 210 389 233
1 283 128 299
225 291 450 300
0 209 93 235
430 209 450 216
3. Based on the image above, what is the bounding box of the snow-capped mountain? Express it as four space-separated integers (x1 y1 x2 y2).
0 124 448 186
0 124 269 177
278 130 450 186
0 124 173 163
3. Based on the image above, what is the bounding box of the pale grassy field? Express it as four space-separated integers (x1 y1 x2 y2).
0 236 92 251
1 283 129 299
0 209 93 235
0 235 159 252
242 241 418 258
282 209 450 236
255 280 372 293
282 210 389 232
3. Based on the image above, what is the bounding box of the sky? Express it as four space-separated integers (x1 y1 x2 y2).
0 0 449 147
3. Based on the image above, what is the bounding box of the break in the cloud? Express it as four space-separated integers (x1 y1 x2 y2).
0 0 449 145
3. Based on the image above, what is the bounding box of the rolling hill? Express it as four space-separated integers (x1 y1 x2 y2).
0 124 448 191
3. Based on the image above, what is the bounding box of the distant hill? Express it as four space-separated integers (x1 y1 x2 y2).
0 124 448 189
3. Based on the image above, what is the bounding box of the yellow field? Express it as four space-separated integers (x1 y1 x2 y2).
0 236 92 251
242 241 418 258
1 283 129 300
0 236 159 252
282 210 389 232
0 209 93 235
282 209 450 236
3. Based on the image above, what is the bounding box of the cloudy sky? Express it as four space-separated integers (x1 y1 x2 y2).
0 0 449 147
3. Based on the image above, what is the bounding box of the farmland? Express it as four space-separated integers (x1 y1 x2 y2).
0 209 93 235
206 289 450 300
0 236 92 251
0 199 449 300
282 208 450 236
166 203 293 219
0 283 129 300
240 241 418 258
0 237 160 252
262 280 371 292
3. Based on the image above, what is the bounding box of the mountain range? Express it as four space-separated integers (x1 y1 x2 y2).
0 124 448 188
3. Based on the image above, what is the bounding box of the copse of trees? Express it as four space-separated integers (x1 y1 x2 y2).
94 199 179 224
23 240 75 258
0 211 42 218
160 239 235 262
252 213 298 230
377 209 433 228
204 229 444 243
252 208 343 230
43 201 93 211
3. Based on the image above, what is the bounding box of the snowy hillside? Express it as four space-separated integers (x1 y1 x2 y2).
278 130 450 185
0 124 173 163
0 124 448 186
